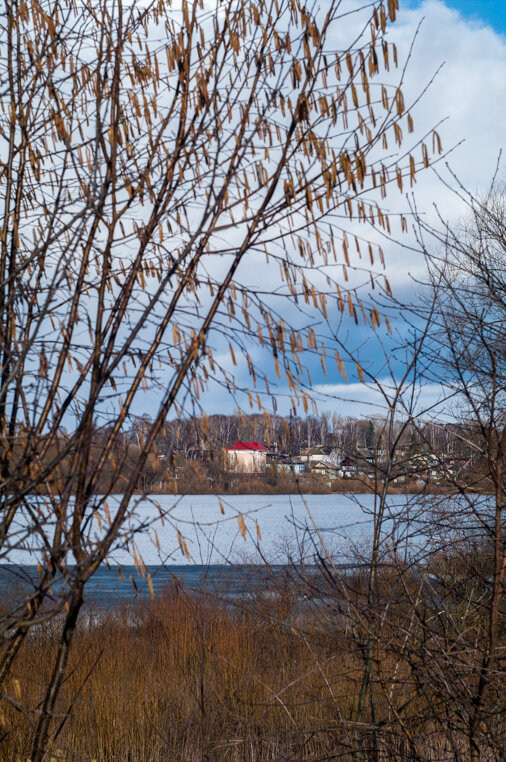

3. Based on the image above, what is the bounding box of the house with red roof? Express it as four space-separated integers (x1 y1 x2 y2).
225 441 268 473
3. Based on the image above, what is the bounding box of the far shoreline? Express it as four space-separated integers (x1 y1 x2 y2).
132 476 463 497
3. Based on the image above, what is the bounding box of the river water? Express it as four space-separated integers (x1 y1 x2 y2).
0 492 478 604
6 492 433 565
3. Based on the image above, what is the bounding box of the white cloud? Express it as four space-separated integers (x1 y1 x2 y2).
374 1 506 284
312 379 450 419
136 2 506 418
196 3 506 416
302 1 506 295
397 1 506 184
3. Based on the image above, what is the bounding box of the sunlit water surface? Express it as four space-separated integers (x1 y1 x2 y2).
0 492 485 603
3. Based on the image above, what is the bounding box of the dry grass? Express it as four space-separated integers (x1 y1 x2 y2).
0 582 501 761
2 590 349 760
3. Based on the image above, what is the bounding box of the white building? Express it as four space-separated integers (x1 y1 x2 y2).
225 441 268 473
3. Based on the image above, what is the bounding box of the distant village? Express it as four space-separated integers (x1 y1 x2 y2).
120 412 485 494
27 412 488 495
223 438 453 485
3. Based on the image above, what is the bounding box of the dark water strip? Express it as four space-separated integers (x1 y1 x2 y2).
0 563 362 606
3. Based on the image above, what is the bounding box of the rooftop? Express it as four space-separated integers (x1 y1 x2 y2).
227 441 268 452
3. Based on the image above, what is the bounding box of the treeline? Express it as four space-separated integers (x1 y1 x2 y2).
125 411 472 457
8 412 485 496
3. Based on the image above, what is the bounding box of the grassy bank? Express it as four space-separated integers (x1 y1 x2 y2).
143 474 449 495
3 568 502 761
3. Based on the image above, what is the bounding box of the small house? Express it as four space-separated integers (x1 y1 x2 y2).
273 459 306 474
309 461 338 478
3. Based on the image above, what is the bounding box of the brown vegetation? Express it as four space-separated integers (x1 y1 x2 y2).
3 558 504 762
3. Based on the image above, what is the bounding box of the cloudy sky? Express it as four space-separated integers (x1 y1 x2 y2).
338 0 506 295
394 0 505 195
335 0 506 408
138 0 506 423
219 1 503 415
313 2 505 411
305 0 506 418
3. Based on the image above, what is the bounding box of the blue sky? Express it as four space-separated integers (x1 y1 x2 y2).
430 0 506 33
